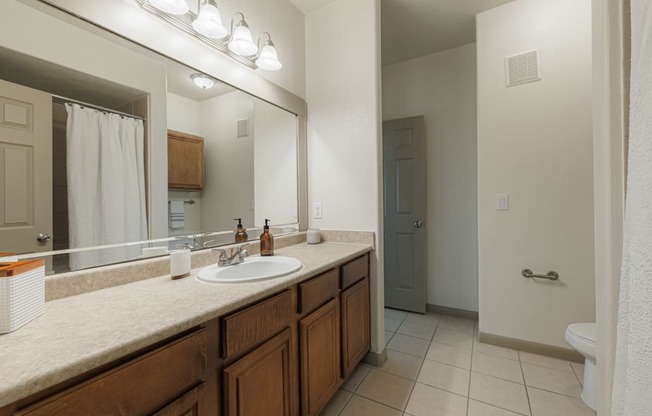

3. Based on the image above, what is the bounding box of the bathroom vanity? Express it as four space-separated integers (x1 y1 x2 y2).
0 243 371 416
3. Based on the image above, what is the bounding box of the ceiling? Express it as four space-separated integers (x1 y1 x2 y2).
0 45 237 112
290 0 514 66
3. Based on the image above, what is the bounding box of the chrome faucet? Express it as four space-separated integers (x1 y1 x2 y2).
213 243 249 267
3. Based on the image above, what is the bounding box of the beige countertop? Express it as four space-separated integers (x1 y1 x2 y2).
0 242 372 408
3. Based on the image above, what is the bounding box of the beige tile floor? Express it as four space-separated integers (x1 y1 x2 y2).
320 308 596 416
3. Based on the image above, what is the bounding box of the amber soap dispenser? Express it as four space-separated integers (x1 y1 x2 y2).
234 218 248 243
260 219 274 256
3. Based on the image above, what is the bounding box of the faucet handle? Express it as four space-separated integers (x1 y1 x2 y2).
212 248 228 261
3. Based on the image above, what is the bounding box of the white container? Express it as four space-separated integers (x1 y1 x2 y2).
307 228 321 245
0 252 18 262
0 260 45 334
170 249 191 279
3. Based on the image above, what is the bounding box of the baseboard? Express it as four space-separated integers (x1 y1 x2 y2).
362 348 387 367
427 303 479 320
478 332 584 363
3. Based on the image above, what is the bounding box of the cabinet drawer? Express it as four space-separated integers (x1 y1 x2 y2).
222 290 293 359
16 329 207 416
298 269 339 315
341 254 369 290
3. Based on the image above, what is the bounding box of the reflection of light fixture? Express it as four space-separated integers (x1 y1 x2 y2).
228 13 258 57
192 0 227 39
191 74 215 89
255 33 282 71
148 0 189 15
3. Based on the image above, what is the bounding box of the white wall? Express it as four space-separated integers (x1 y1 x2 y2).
477 0 595 348
0 0 169 238
199 92 254 233
383 44 478 312
253 99 298 226
167 92 201 135
305 0 383 353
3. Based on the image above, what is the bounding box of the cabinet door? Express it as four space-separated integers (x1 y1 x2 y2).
223 328 293 416
153 383 205 416
299 298 340 416
341 277 371 378
168 130 204 190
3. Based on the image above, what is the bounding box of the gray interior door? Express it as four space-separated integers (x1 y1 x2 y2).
383 116 427 313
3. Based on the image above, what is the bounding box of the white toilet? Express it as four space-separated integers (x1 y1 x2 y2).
565 322 597 410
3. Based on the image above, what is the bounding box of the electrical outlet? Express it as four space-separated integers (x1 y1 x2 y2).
314 202 323 219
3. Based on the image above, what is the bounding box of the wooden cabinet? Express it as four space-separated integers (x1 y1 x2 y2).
168 129 204 190
299 299 341 416
153 383 205 416
2 252 372 416
223 328 294 416
14 329 210 416
341 276 371 378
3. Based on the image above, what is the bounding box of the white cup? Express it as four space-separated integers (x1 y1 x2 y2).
170 249 191 278
307 228 321 244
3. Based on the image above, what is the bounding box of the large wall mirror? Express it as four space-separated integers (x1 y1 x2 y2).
0 0 302 274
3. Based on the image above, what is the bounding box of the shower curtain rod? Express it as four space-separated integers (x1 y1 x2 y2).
52 94 146 121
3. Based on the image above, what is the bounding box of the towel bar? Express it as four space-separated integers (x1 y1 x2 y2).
521 269 559 281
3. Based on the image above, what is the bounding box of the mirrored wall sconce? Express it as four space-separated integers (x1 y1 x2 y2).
137 0 282 71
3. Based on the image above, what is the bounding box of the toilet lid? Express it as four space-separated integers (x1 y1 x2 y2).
568 323 596 342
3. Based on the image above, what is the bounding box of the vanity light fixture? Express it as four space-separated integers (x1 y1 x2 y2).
255 33 282 71
137 0 282 71
148 0 189 15
191 74 215 89
228 13 258 57
191 0 227 39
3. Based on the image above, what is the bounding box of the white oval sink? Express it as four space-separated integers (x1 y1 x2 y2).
197 256 302 283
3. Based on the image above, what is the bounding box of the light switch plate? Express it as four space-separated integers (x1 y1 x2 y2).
313 202 323 219
496 194 509 210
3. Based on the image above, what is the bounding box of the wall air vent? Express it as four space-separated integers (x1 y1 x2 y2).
237 118 250 138
505 50 541 87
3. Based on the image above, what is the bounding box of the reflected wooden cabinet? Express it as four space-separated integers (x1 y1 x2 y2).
223 328 294 416
168 129 204 190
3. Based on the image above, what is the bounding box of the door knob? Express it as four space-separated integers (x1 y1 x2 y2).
36 233 51 242
414 220 423 228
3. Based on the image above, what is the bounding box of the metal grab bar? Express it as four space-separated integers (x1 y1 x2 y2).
521 269 559 281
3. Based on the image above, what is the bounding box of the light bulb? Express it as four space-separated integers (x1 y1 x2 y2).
191 74 215 89
192 3 227 39
148 0 189 15
228 23 258 56
255 44 282 71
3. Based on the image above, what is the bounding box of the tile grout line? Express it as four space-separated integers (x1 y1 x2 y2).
401 315 439 413
466 321 477 416
518 351 534 416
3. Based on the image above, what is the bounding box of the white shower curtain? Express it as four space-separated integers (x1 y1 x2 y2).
66 103 147 270
611 1 652 414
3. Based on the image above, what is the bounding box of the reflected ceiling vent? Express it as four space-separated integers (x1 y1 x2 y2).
237 118 250 138
505 50 541 87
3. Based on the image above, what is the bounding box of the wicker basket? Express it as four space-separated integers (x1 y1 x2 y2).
0 260 45 334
